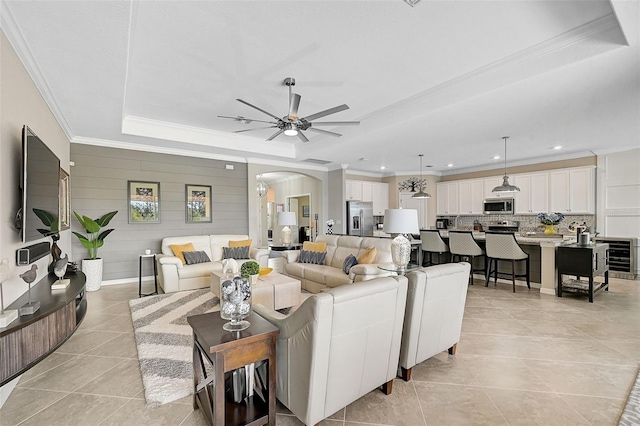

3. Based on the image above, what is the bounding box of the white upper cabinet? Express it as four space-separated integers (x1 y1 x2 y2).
458 179 484 215
346 180 362 200
549 167 595 214
513 173 549 214
372 182 389 216
361 182 373 202
436 182 459 215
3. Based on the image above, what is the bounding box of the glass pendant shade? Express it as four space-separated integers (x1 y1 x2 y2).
492 136 520 193
256 180 269 198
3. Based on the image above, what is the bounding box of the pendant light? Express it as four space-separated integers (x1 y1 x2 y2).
412 154 431 199
492 136 520 193
256 174 269 198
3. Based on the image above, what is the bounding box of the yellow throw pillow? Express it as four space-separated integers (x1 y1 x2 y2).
357 246 377 264
170 243 195 264
229 239 252 248
302 241 327 253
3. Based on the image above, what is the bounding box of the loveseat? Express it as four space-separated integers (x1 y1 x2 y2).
157 234 269 293
281 235 394 293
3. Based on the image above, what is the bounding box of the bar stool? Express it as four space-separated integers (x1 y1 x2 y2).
484 232 530 292
448 231 487 285
420 230 450 266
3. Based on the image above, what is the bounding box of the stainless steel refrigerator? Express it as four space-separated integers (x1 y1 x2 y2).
347 201 374 237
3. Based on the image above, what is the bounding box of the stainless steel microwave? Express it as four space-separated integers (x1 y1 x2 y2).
483 198 514 214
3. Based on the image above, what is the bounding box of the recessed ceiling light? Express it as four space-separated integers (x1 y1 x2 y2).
493 155 501 160
447 163 453 167
359 157 369 161
380 166 386 170
552 145 563 150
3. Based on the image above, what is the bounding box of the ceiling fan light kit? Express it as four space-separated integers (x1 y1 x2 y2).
219 77 360 142
492 136 521 193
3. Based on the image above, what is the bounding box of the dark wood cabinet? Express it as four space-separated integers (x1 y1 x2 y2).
557 243 609 302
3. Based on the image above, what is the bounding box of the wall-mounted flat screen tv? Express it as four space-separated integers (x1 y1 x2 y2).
21 125 60 243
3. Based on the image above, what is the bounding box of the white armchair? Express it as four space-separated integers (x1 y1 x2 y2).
399 263 470 381
254 275 408 426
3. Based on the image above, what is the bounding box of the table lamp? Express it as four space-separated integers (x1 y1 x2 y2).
383 209 419 270
277 212 297 245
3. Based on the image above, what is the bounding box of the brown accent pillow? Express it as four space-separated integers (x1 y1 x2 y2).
302 241 327 252
357 246 377 264
169 243 195 264
229 239 252 248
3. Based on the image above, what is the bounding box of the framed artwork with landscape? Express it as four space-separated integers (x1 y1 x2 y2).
128 181 160 223
186 184 212 223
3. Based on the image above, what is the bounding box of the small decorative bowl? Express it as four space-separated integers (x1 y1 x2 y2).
259 267 273 275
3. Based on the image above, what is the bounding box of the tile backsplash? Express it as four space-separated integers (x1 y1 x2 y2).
437 214 596 234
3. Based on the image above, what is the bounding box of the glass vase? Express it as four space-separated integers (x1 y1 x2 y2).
220 274 252 331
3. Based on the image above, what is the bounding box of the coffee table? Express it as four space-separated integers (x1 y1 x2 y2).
211 270 301 310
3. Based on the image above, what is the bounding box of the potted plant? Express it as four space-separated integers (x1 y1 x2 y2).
536 212 565 235
33 209 61 275
72 211 117 291
240 260 260 285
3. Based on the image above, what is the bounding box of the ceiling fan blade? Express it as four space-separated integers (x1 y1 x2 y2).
288 93 301 120
217 115 277 125
266 129 284 141
236 99 282 121
297 131 309 143
308 121 360 126
302 104 349 122
234 126 277 133
305 127 342 137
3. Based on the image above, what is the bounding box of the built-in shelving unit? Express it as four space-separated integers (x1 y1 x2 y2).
593 237 636 279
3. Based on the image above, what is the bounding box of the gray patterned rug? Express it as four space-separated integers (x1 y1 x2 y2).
129 289 220 407
619 368 640 425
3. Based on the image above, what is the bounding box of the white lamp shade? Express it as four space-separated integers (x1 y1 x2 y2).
277 211 297 226
383 209 419 234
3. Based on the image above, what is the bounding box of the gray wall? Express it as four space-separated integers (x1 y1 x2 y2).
70 144 248 281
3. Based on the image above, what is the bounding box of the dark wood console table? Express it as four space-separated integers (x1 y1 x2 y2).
187 312 279 426
557 243 609 303
0 272 87 386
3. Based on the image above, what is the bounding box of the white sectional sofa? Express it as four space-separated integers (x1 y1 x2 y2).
157 234 269 293
281 235 394 293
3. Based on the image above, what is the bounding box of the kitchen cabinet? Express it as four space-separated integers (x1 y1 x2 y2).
484 176 511 199
513 173 549 214
346 180 362 200
361 182 373 202
371 182 389 216
549 167 595 214
400 192 429 229
458 179 484 215
436 182 459 215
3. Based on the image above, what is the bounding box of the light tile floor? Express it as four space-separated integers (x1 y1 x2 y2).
1 276 638 425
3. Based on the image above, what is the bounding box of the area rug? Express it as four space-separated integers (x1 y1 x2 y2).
129 289 220 407
619 368 640 425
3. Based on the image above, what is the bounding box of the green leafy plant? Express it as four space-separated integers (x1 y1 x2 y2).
72 211 118 259
33 208 59 240
240 260 260 278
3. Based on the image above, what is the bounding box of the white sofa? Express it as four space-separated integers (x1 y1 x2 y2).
399 263 471 381
157 234 269 293
254 275 408 426
281 235 394 293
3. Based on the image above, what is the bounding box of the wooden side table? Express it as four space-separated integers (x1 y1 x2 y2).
187 312 279 426
138 254 158 297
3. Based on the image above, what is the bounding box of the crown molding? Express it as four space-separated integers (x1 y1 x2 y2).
72 136 248 163
1 4 75 141
122 115 296 158
245 156 328 172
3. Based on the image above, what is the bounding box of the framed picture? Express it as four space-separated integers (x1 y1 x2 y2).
276 203 284 213
128 181 160 223
59 168 70 230
185 184 212 223
302 205 309 217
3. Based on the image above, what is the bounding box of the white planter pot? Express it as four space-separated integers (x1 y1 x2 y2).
82 258 103 291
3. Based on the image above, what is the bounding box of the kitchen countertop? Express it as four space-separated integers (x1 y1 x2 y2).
437 230 576 245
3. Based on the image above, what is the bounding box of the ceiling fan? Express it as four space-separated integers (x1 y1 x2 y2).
218 77 359 142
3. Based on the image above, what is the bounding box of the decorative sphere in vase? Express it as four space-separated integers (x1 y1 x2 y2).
220 274 252 331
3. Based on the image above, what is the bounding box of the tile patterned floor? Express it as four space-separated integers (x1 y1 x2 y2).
1 277 638 425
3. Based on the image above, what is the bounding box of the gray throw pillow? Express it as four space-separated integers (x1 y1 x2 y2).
183 251 211 265
342 254 358 274
299 249 326 265
223 246 250 260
